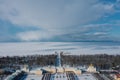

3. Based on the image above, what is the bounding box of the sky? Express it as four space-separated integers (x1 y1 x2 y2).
0 0 120 42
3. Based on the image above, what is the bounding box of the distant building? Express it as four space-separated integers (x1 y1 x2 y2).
22 65 30 72
87 64 96 73
41 52 81 75
0 69 4 74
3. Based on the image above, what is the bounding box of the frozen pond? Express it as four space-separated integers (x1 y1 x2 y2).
0 42 120 56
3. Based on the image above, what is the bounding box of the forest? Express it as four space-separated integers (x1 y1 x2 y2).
0 54 120 70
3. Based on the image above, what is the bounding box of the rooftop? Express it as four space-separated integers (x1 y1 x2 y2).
116 74 120 78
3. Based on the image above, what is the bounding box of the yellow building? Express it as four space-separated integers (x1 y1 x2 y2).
114 74 120 80
64 67 81 75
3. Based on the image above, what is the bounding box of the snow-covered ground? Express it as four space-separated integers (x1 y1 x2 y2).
23 75 42 80
24 73 96 80
50 73 68 80
78 73 97 80
0 42 120 56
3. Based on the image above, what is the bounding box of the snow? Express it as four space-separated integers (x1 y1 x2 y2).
78 74 97 80
24 73 96 80
0 42 120 56
24 75 42 80
50 73 68 80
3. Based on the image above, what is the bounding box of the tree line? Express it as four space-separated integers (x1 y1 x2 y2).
0 54 120 70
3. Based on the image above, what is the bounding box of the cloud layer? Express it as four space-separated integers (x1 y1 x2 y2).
0 0 112 27
0 0 120 41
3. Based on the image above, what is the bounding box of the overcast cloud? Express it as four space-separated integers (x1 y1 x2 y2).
0 0 120 41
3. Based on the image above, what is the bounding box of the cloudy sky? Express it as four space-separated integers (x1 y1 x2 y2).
0 0 120 42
